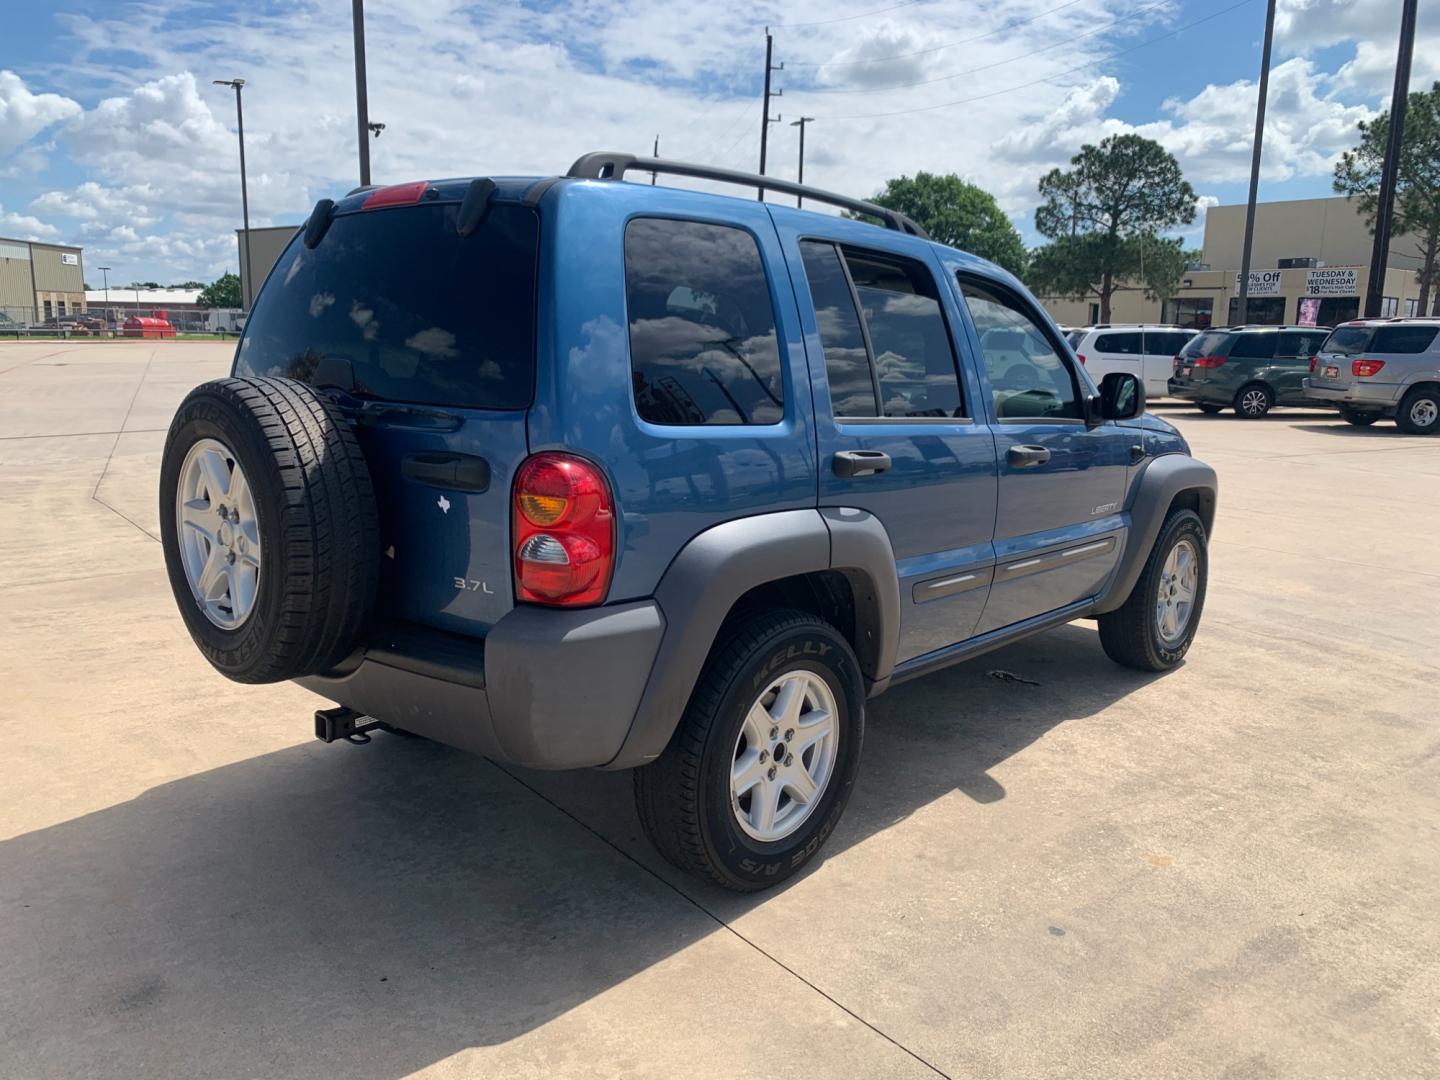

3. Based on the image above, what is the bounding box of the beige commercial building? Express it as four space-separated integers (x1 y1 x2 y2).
1039 196 1435 329
0 237 86 325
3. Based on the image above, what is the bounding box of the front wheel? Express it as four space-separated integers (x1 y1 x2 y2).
1098 510 1208 672
1395 387 1440 435
1234 383 1273 418
634 609 864 891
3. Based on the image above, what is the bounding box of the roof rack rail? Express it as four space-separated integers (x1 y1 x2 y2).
566 151 930 239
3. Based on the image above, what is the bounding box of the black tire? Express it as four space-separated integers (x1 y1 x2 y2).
634 609 864 892
1233 383 1273 418
159 377 379 683
1395 386 1440 435
1197 403 1224 415
1098 509 1208 672
1337 405 1380 427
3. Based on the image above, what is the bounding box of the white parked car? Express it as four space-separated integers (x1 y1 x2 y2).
1067 325 1199 400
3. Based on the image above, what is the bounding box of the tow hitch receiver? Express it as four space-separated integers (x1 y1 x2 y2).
314 705 389 744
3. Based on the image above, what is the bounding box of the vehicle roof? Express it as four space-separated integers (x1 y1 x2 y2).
1206 324 1333 333
1337 316 1440 327
1079 323 1192 331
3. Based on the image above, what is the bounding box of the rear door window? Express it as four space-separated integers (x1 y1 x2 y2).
1277 330 1327 359
1373 325 1440 353
1229 334 1277 360
799 241 876 417
237 202 538 408
1095 332 1141 354
625 218 783 425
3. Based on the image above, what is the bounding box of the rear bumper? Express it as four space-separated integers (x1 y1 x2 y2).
1167 378 1229 404
1302 379 1400 409
297 600 666 770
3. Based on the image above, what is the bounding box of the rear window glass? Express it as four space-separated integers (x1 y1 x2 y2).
1374 325 1440 353
1321 327 1371 355
237 202 538 409
1186 331 1231 357
625 217 783 426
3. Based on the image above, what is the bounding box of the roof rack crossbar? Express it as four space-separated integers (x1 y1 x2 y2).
566 152 930 239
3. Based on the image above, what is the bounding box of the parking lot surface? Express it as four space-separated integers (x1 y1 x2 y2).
2 341 1437 1079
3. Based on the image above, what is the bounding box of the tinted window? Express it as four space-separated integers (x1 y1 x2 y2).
1277 330 1327 359
1148 331 1194 355
237 203 537 408
625 218 782 426
800 241 877 416
1321 326 1372 355
847 252 963 419
1185 331 1231 358
1095 332 1141 354
960 278 1081 420
1066 330 1084 348
1373 325 1440 353
1229 334 1278 360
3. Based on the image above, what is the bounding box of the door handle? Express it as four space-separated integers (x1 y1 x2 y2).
402 452 491 492
1007 444 1051 468
832 450 891 478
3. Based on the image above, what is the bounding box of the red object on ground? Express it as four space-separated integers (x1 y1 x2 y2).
122 313 176 339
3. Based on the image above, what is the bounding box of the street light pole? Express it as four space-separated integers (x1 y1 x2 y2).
790 117 814 206
353 0 372 187
212 78 253 310
98 266 111 328
1236 0 1276 326
1364 0 1418 318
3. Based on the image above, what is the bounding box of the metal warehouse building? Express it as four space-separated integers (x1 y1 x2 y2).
1039 196 1436 329
0 237 86 326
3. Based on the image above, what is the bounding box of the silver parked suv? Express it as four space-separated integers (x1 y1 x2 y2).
1304 318 1440 434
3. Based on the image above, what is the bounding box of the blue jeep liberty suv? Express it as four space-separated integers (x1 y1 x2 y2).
160 152 1217 890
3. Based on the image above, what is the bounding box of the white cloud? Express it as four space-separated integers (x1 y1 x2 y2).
0 205 59 240
0 70 80 156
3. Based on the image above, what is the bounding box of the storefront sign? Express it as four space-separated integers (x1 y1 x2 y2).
1234 270 1283 296
1304 266 1359 296
60 252 78 265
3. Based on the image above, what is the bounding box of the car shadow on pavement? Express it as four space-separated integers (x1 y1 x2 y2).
0 624 1160 1079
1289 422 1407 438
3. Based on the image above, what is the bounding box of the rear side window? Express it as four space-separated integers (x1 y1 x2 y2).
625 218 783 426
237 202 538 408
800 241 964 419
1229 334 1277 360
1066 330 1083 348
1278 330 1327 358
1095 332 1141 354
1373 325 1440 353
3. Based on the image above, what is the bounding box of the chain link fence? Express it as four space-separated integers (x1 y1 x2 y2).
0 305 245 338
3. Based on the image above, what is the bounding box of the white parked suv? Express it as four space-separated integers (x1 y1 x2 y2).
1066 325 1198 400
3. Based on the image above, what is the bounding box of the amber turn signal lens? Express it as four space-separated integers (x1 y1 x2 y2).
519 492 568 526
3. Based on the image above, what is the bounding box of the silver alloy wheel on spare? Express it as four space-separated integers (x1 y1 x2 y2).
1240 389 1268 416
1154 538 1199 644
1410 397 1438 429
175 437 262 630
730 670 839 843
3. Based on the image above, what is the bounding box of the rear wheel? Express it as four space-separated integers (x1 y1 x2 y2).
634 609 864 891
1234 383 1273 418
1337 405 1380 427
1098 509 1208 672
1395 387 1440 435
1197 403 1224 415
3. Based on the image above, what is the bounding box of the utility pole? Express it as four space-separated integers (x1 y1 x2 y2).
652 134 659 184
758 30 783 200
352 0 372 187
790 117 814 206
1364 0 1418 318
212 79 252 310
1236 0 1276 326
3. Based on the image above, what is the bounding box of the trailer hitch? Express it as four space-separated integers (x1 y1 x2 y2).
314 706 390 744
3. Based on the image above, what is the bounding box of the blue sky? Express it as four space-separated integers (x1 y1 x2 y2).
1 0 1434 285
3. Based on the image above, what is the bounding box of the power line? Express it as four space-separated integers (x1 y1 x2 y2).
809 0 1257 121
772 0 935 29
782 0 1090 70
800 0 1173 94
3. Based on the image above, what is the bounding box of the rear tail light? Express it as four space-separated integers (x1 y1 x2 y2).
1076 354 1086 365
1193 355 1226 369
361 181 428 209
1351 358 1386 377
1309 355 1318 373
512 452 614 606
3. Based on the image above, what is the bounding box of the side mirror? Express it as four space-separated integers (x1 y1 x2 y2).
1099 372 1145 420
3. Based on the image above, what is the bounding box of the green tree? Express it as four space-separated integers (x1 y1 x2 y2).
197 272 242 309
1027 134 1196 322
1334 81 1440 315
863 173 1027 276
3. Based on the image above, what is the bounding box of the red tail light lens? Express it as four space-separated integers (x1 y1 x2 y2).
1351 358 1386 377
361 181 428 209
512 453 614 606
1193 355 1226 369
1309 355 1318 373
1076 354 1086 365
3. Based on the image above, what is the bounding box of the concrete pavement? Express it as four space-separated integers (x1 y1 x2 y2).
1 341 1436 1079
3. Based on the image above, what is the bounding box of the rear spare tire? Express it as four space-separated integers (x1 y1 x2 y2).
159 377 379 683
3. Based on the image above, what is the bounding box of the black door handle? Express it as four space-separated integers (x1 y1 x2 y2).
402 452 491 492
833 450 891 478
1007 444 1051 468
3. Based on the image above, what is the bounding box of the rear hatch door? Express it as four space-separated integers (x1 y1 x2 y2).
234 190 540 638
